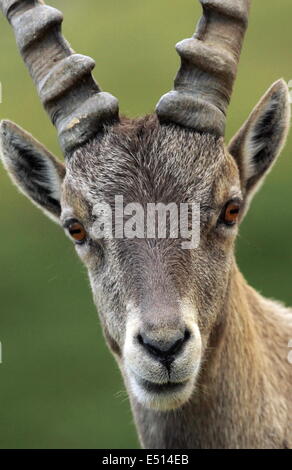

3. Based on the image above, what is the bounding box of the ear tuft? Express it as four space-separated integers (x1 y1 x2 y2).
228 79 290 197
0 120 65 223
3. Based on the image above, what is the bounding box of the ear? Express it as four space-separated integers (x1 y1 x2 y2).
228 79 290 208
0 120 65 223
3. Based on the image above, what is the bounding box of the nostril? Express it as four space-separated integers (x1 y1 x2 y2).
168 329 190 355
137 334 144 346
137 333 162 358
184 328 191 342
137 328 191 363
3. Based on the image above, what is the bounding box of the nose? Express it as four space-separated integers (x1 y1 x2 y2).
137 329 190 367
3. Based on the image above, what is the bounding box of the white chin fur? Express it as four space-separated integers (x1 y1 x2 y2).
127 368 199 411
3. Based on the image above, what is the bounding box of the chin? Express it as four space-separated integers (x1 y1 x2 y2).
127 372 197 411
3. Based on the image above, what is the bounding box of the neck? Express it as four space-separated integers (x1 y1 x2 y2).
129 261 287 449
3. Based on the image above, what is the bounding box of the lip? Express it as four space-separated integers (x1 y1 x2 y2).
136 376 188 394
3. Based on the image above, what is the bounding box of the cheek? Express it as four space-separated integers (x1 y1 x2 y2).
75 243 104 269
88 270 128 349
188 249 233 329
103 324 122 358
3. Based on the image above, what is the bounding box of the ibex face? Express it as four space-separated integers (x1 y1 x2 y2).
61 120 241 410
0 0 290 412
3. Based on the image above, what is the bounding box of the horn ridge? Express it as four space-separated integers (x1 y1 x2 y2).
0 0 119 154
156 0 250 137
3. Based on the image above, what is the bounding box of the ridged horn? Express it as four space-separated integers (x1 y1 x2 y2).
156 0 251 137
0 0 119 154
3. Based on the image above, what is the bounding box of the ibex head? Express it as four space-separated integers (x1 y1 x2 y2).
0 0 290 411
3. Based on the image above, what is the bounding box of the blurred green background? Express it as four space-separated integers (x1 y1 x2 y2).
0 0 291 449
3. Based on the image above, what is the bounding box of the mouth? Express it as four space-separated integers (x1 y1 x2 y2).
128 370 195 411
137 377 188 394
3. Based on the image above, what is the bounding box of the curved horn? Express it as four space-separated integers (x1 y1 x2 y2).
156 0 250 137
0 0 119 154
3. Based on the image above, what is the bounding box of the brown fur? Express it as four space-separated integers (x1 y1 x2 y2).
0 16 291 447
132 264 292 448
1 106 292 448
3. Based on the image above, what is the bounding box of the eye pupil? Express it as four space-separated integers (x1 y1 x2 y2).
68 222 87 242
222 201 241 225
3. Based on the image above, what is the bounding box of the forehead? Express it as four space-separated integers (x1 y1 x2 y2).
62 115 240 217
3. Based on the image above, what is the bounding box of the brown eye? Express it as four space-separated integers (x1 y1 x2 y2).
221 201 241 226
68 221 87 243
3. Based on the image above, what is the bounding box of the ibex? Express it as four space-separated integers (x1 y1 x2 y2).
0 0 291 449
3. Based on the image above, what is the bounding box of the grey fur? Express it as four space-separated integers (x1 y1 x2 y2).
0 0 291 449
